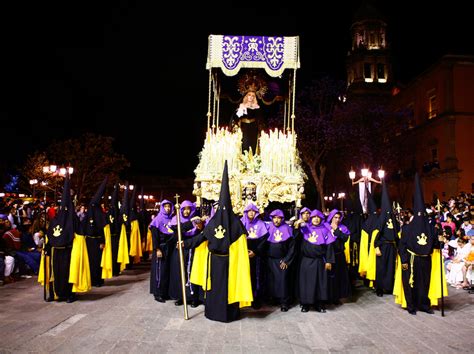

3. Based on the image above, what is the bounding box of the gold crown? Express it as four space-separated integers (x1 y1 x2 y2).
214 225 226 239
237 71 268 99
53 225 62 237
417 233 427 245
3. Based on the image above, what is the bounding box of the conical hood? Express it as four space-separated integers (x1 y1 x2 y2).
91 176 107 205
139 186 145 211
111 183 119 207
354 188 364 214
367 187 377 215
47 175 76 247
200 161 247 253
84 177 107 236
410 173 431 235
107 183 120 233
129 185 138 221
120 182 130 226
344 195 354 213
363 189 378 233
377 181 399 234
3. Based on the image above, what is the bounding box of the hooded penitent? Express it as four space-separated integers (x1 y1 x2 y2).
128 186 143 263
190 161 253 322
359 188 378 276
84 177 112 282
117 182 130 271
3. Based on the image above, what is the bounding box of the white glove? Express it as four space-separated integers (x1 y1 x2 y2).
236 105 247 118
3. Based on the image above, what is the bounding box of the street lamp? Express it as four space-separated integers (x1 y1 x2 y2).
29 179 38 199
42 164 74 201
337 192 346 211
349 167 385 213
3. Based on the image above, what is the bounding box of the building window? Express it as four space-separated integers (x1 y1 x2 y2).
368 32 379 49
428 94 437 119
364 63 373 82
431 148 438 160
377 63 386 83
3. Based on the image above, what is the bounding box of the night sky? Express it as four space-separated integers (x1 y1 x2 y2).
3 1 473 177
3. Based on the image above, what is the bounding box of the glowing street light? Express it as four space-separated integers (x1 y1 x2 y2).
29 179 38 199
349 166 385 213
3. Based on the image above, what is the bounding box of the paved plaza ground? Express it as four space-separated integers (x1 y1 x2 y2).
1 262 473 353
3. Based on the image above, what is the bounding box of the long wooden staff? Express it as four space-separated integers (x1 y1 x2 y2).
436 199 445 317
174 194 189 320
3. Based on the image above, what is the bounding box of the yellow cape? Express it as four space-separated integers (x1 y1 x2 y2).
69 234 91 293
366 229 379 283
38 252 51 290
393 249 448 308
358 229 370 276
129 219 142 263
117 223 129 272
344 235 351 264
101 224 113 279
190 234 253 308
145 228 153 252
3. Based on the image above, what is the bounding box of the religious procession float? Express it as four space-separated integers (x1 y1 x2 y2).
193 35 307 215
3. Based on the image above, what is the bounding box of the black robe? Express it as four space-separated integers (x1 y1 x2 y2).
374 226 399 292
247 233 268 304
85 235 104 287
149 226 173 299
327 229 351 302
230 106 265 153
185 232 240 322
264 233 296 305
168 221 199 302
298 236 335 305
343 211 363 282
398 222 438 313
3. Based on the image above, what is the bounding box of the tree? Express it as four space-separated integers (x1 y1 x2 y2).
21 134 130 203
272 77 406 210
19 151 60 198
48 133 130 202
292 77 348 209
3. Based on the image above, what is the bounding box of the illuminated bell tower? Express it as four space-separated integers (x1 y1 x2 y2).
346 1 393 96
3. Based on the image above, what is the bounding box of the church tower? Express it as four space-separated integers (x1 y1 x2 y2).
346 1 393 96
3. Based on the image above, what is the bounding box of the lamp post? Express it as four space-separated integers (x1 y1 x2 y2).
29 179 38 199
337 192 346 211
349 166 385 213
42 164 74 202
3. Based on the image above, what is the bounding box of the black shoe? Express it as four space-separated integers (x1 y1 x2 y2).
376 289 384 297
155 296 165 303
423 309 434 314
252 301 261 310
46 296 54 302
280 305 289 312
174 299 183 306
301 305 309 313
191 300 200 308
408 309 416 315
66 295 76 303
315 305 326 313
